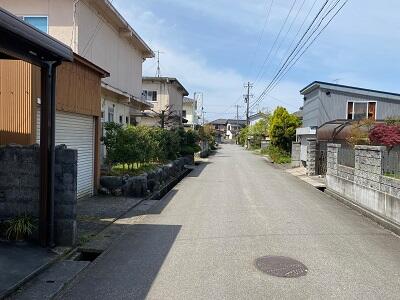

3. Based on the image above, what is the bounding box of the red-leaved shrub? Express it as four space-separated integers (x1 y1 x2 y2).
369 124 400 149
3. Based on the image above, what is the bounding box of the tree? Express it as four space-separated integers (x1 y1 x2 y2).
249 116 269 148
269 106 301 153
369 123 400 150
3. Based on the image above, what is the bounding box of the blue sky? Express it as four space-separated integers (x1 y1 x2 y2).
113 0 400 121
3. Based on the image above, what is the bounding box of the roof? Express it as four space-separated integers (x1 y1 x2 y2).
227 119 247 125
300 81 400 101
249 112 268 120
210 119 227 125
90 0 154 58
143 77 189 96
0 7 73 65
74 53 109 78
183 97 196 104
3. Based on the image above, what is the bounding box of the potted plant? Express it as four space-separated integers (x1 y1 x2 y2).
6 214 36 244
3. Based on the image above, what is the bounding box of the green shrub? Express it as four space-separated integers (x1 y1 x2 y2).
6 214 36 241
263 145 291 164
269 107 301 153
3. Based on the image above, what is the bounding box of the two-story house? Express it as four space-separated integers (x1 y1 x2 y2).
297 81 400 164
226 119 247 140
0 0 154 198
183 97 199 129
139 77 189 128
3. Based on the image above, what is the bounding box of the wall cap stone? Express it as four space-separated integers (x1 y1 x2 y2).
355 145 386 151
327 143 341 148
307 138 317 142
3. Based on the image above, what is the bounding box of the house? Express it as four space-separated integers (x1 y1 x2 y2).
249 112 268 126
139 77 189 128
226 119 247 140
297 81 400 166
209 119 246 142
183 97 199 128
0 0 154 197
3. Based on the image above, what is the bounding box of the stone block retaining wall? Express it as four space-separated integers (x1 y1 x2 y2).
326 143 400 226
100 155 194 197
0 144 77 246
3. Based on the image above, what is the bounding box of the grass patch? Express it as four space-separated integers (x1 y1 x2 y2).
384 173 400 180
110 162 162 176
261 146 291 164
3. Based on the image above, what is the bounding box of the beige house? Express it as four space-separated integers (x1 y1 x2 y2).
139 77 189 128
1 0 154 197
0 0 154 123
183 97 199 128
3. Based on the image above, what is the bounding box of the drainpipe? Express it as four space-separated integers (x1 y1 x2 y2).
39 61 60 248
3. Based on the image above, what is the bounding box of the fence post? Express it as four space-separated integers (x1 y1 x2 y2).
354 145 385 190
291 142 301 168
327 143 341 176
306 138 317 176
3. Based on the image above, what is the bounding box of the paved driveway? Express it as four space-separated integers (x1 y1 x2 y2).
59 144 400 299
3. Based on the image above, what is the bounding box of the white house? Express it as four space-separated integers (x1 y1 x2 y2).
183 97 199 128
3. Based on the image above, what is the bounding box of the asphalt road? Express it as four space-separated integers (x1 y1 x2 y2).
59 144 400 300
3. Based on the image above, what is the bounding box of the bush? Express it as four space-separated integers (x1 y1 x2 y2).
263 145 291 164
6 214 36 241
102 123 200 173
269 107 301 153
369 123 400 150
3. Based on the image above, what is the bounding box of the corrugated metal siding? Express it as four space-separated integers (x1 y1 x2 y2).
0 60 34 145
303 89 400 127
37 110 95 199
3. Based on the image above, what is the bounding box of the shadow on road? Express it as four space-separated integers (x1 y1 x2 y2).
187 161 211 178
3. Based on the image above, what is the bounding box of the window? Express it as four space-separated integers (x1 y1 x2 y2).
142 90 157 102
119 115 123 124
126 116 129 124
347 101 376 120
101 111 105 122
108 106 114 122
182 110 187 118
23 16 48 33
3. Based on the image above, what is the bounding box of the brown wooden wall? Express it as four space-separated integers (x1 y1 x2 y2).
0 60 35 145
0 59 102 145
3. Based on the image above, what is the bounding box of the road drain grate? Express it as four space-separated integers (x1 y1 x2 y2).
255 256 308 278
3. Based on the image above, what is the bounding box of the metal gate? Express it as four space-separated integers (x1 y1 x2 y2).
316 142 327 175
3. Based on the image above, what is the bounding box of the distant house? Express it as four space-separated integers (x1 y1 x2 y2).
139 77 189 128
226 119 247 140
209 118 246 142
297 81 400 164
183 97 199 128
249 112 268 126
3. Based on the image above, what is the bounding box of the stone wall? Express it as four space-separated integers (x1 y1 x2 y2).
0 144 77 246
306 138 317 175
291 142 301 168
326 143 400 226
100 155 194 197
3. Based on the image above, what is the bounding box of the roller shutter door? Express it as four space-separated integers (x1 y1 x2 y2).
37 111 95 199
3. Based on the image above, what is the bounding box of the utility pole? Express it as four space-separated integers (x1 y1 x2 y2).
156 50 164 77
235 104 240 144
160 110 165 129
244 82 253 125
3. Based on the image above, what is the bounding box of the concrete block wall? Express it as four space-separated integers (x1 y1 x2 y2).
291 142 301 168
326 143 400 226
306 138 317 175
0 144 77 246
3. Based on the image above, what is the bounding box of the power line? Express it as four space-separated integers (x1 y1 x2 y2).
251 0 347 110
268 0 348 93
256 0 307 83
248 0 275 76
262 0 343 96
254 0 298 84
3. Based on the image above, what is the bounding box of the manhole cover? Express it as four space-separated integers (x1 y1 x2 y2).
255 256 308 278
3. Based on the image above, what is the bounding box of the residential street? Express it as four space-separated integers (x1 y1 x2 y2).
59 144 400 300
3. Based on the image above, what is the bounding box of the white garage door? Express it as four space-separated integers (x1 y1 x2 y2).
37 111 95 199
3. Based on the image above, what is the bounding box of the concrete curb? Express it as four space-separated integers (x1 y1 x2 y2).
325 188 400 237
